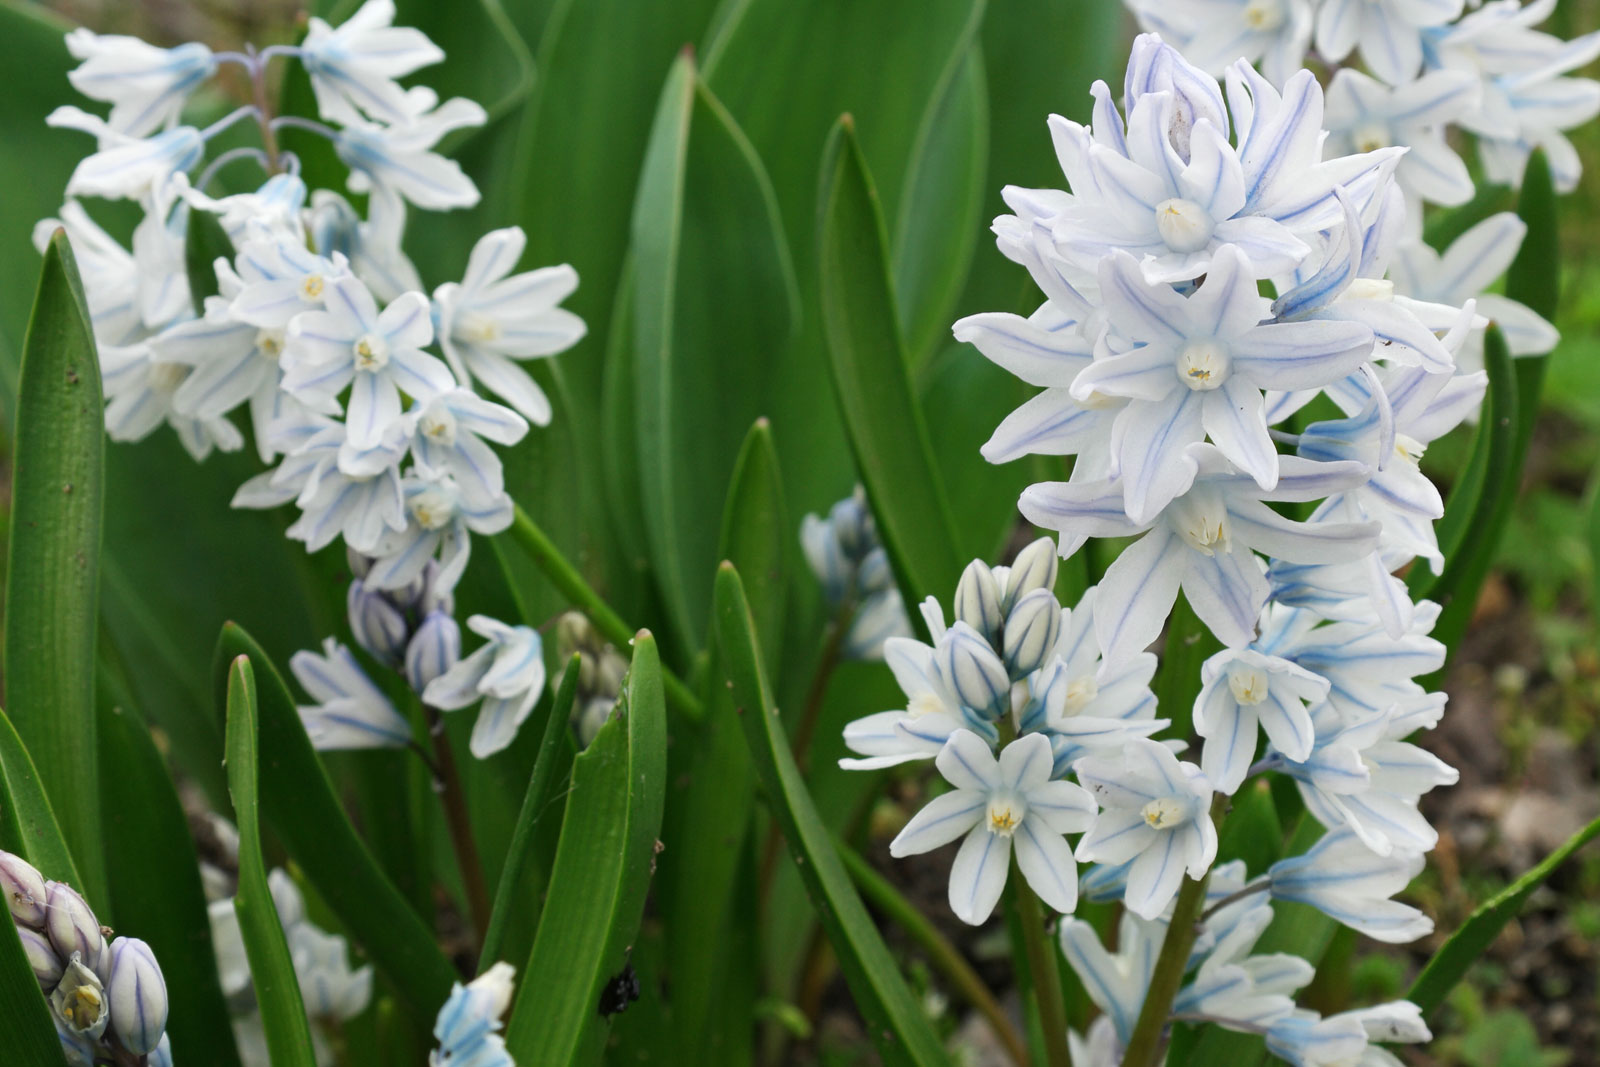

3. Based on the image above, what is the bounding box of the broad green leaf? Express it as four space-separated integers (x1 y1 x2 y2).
0 919 64 1065
0 0 79 416
818 118 965 618
184 206 233 314
4 231 105 903
213 624 458 1015
1412 326 1518 660
663 419 786 1057
630 54 799 652
479 656 581 969
0 705 80 887
225 656 318 1067
100 701 243 1066
505 631 668 1063
1409 812 1600 1014
713 563 952 1067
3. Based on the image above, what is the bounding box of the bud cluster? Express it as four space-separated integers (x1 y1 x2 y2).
3 850 171 1066
800 488 912 660
554 612 629 748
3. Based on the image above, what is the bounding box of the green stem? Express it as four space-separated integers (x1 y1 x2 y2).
1120 796 1229 1067
836 835 1030 1067
1012 877 1074 1067
504 504 702 719
424 703 491 951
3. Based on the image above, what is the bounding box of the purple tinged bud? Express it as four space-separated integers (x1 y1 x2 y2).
1003 589 1063 680
406 610 461 693
18 926 64 989
148 1033 173 1067
107 937 168 1055
953 560 1003 645
0 850 49 928
1002 538 1059 613
45 882 104 971
348 579 410 666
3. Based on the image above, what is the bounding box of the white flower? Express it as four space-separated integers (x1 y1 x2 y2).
801 490 913 660
230 236 349 330
423 616 547 758
184 172 308 245
1073 245 1374 520
33 202 142 345
65 29 215 137
47 105 202 201
1058 910 1166 1045
286 923 373 1022
100 340 245 460
1315 0 1464 86
290 638 413 750
1268 826 1433 943
365 473 514 593
1267 1001 1430 1066
1388 213 1560 367
433 226 586 424
1022 445 1379 663
300 0 445 127
889 731 1096 924
1194 647 1330 793
1126 0 1315 86
1323 68 1481 209
430 963 516 1067
284 275 455 450
405 388 529 507
1074 737 1218 919
336 93 487 211
306 188 423 303
249 416 407 552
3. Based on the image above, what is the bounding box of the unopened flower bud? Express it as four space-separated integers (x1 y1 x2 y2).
857 546 894 595
830 491 873 561
268 869 306 929
45 883 103 972
1003 589 1062 680
348 579 409 666
953 560 1003 644
18 926 63 989
346 546 373 580
595 646 628 698
148 1034 174 1067
51 955 109 1040
107 937 168 1055
1003 538 1058 613
0 850 49 928
936 622 1010 719
405 609 461 693
555 611 598 660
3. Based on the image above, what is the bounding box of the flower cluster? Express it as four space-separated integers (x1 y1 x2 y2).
554 612 630 748
801 487 914 660
2 849 172 1066
825 27 1566 1063
43 0 577 760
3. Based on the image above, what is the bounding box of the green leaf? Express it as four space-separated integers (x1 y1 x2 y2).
0 705 80 888
504 631 668 1063
0 918 64 1065
1412 326 1519 660
892 44 988 365
713 563 952 1067
3 230 105 904
479 655 581 968
212 624 458 1015
1409 812 1600 1014
1154 593 1223 743
224 655 318 1067
662 419 786 1057
630 53 799 651
817 117 965 617
99 702 244 1066
184 206 234 315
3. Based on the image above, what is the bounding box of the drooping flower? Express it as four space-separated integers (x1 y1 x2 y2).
290 637 413 750
1315 0 1465 86
423 616 548 758
1193 647 1330 793
299 0 445 127
65 29 215 137
336 93 487 211
431 962 516 1067
1268 826 1433 943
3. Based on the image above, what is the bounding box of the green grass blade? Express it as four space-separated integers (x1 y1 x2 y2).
0 706 80 888
0 918 65 1065
630 52 800 652
817 117 965 619
3 230 105 904
99 702 244 1066
663 418 787 1057
224 655 318 1067
1408 813 1600 1014
213 623 458 1014
479 655 581 968
713 563 952 1067
504 631 668 1063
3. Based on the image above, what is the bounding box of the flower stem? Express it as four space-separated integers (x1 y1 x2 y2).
246 46 282 174
504 504 703 719
1120 795 1230 1067
1012 876 1074 1067
790 598 855 772
424 703 491 951
1198 878 1271 922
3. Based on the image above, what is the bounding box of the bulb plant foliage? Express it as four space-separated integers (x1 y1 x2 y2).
2 0 1596 1065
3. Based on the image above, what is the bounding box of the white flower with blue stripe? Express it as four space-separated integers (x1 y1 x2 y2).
291 638 413 750
423 616 548 759
431 962 516 1067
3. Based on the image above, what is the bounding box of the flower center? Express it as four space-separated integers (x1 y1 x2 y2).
907 691 946 718
410 488 455 530
1080 389 1120 410
1228 664 1271 706
1353 123 1392 154
1140 796 1188 830
1177 339 1231 391
1394 432 1426 465
1062 674 1100 717
1243 0 1283 30
257 329 285 361
353 332 390 371
420 406 458 446
149 361 188 394
457 311 500 344
1154 198 1216 254
987 793 1026 837
1169 491 1231 556
1345 277 1394 302
300 273 326 302
62 985 102 1029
